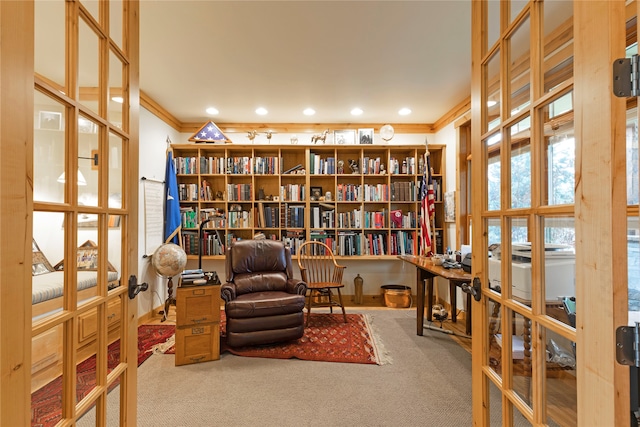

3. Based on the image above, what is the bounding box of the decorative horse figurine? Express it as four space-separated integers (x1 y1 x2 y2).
311 129 329 144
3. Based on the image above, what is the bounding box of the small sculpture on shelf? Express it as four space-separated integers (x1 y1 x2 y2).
265 131 273 143
247 130 258 142
348 159 359 174
311 129 329 144
337 160 344 174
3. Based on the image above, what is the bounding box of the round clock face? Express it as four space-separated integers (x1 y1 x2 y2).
380 124 395 141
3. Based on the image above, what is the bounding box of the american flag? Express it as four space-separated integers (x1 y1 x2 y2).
419 153 436 256
189 121 231 143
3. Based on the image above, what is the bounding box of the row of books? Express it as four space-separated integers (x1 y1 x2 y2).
309 154 336 175
182 229 419 258
227 183 253 201
183 206 416 231
174 156 284 175
390 181 418 202
175 155 427 176
179 183 421 204
389 230 417 255
363 210 387 229
280 184 305 202
389 156 418 175
310 207 335 228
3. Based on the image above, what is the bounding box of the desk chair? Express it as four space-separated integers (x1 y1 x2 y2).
297 241 347 326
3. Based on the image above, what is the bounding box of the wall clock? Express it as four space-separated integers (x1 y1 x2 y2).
380 124 395 141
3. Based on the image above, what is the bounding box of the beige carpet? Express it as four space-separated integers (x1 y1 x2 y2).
79 309 530 426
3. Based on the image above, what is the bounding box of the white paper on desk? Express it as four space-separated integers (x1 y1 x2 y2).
461 245 472 257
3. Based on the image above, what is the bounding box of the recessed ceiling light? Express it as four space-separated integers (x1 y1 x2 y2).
303 108 316 116
206 107 219 115
111 96 124 104
487 100 498 107
398 108 411 116
255 107 268 115
351 108 363 116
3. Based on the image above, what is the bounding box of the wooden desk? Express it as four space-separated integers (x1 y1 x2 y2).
398 255 473 336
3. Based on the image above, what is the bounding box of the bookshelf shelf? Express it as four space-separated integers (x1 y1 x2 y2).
172 143 446 259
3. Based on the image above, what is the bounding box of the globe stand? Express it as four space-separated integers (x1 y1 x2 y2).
161 276 177 322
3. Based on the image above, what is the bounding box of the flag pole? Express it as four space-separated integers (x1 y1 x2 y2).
425 137 436 256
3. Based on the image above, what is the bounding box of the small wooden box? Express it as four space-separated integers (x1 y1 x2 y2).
175 284 221 366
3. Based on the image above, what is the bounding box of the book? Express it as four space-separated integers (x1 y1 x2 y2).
283 164 303 174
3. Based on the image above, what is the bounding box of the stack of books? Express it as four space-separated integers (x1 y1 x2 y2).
180 269 206 287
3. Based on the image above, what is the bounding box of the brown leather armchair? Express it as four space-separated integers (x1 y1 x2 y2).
221 240 307 347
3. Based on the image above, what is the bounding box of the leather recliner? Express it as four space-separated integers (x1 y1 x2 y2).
221 239 307 347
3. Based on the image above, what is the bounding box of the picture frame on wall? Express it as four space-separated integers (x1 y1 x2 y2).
333 129 356 145
444 191 456 222
39 111 62 131
358 128 374 144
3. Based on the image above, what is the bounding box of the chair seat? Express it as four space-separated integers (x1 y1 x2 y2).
307 282 344 290
225 291 306 319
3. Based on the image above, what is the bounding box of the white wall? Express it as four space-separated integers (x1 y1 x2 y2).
136 108 182 316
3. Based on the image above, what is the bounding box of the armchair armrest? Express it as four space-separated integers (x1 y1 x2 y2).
220 282 237 303
286 278 307 296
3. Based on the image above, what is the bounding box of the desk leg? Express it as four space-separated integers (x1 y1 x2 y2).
426 277 434 323
450 282 457 323
417 269 425 336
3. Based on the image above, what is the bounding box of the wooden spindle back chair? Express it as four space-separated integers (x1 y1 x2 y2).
297 241 347 325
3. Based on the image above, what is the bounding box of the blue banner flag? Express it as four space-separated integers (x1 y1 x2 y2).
164 150 181 245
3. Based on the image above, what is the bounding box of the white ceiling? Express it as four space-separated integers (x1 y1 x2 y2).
139 1 472 125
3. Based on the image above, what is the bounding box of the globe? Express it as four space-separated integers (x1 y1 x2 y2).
151 243 187 277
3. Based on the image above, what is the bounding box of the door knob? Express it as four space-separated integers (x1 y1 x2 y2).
128 275 149 299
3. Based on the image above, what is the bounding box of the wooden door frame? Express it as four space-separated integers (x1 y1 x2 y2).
573 1 628 425
0 1 140 424
0 1 35 425
471 1 630 425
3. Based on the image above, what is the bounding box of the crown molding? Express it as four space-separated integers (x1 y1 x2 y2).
139 91 469 135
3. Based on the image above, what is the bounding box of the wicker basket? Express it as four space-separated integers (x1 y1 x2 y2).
381 285 412 308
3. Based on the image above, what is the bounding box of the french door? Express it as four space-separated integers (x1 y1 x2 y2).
0 0 139 425
470 1 629 426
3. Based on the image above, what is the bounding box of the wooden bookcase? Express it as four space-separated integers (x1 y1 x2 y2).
171 143 446 259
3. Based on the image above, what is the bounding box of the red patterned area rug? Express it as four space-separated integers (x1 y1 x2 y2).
31 324 174 427
165 312 388 365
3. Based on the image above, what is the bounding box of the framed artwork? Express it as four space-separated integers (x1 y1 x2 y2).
32 239 55 276
444 191 456 222
39 111 62 131
358 128 374 144
54 240 117 272
310 186 323 201
333 129 356 145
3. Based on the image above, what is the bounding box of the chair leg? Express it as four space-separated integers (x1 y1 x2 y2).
336 288 347 323
306 291 313 326
328 289 334 314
